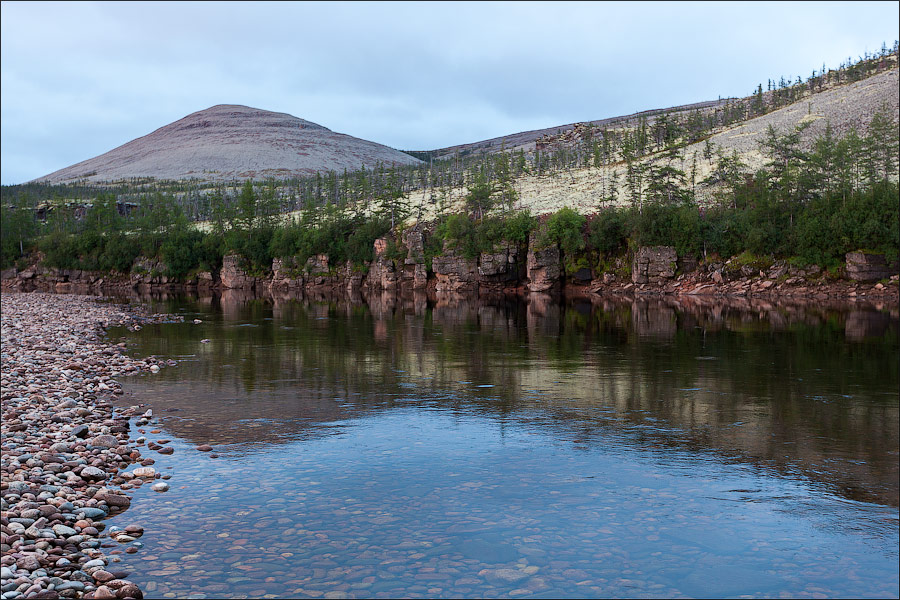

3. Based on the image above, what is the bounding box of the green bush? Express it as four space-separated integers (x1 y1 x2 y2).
160 227 207 279
435 213 508 259
226 227 275 273
269 215 391 268
40 231 80 270
724 251 774 273
542 207 585 255
632 204 704 256
346 218 392 265
698 208 743 259
738 194 791 257
98 233 140 272
503 210 536 244
588 209 629 255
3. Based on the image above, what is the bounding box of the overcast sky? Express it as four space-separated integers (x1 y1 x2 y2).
2 1 898 184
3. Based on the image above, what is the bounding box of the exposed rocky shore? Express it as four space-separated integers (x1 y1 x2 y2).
579 250 900 304
1 293 181 599
3 235 897 305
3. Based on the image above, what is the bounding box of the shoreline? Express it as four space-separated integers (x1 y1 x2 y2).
3 269 898 306
1 292 180 600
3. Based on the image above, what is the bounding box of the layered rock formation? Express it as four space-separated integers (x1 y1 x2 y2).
632 246 677 285
526 234 561 293
401 226 429 290
845 251 895 282
220 254 260 290
432 248 479 293
4 239 898 304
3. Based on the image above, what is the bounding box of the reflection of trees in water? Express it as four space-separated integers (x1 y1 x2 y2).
120 290 898 506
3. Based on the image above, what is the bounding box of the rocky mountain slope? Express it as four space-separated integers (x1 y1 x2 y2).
419 99 728 160
33 104 422 184
405 66 899 219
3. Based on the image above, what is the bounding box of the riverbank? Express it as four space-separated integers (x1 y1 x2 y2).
577 266 900 304
1 292 180 600
4 259 898 305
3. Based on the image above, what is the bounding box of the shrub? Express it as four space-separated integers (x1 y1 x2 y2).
0 206 37 269
346 217 392 265
159 227 208 279
99 233 141 272
725 251 774 273
39 231 80 270
542 207 586 255
503 210 537 244
588 209 628 255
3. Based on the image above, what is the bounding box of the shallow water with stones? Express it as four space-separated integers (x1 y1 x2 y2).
102 293 898 599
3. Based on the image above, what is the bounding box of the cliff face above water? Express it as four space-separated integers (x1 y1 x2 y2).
33 104 422 184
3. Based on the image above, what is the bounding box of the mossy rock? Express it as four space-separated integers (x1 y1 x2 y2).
725 251 774 273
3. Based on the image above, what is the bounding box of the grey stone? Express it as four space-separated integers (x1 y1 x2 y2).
75 507 107 519
51 525 77 537
632 246 677 285
79 466 106 480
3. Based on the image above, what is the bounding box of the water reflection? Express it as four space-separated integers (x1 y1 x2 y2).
115 291 899 511
103 290 899 598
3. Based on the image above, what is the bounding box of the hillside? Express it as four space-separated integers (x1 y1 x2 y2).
404 66 899 220
32 104 422 184
415 99 729 160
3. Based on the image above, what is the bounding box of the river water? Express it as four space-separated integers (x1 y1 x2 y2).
104 291 899 599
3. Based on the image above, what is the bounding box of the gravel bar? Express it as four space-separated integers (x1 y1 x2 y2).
1 292 181 599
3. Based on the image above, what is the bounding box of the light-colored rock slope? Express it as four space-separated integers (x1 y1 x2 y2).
406 67 899 220
33 104 421 184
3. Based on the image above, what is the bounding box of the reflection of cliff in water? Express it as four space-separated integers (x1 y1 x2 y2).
116 290 899 507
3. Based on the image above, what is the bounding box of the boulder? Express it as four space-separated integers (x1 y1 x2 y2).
94 491 131 508
89 435 118 448
845 251 895 282
79 466 107 480
632 246 677 285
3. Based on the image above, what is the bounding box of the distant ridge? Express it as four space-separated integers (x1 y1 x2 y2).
417 99 731 159
33 104 421 184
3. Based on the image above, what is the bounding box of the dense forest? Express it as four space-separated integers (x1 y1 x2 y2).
1 44 897 279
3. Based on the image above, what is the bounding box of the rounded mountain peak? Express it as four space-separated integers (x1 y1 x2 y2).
167 105 332 134
34 105 419 183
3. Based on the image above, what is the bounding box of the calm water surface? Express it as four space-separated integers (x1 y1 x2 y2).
105 292 899 599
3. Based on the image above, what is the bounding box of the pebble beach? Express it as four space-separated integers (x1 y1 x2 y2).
1 292 179 600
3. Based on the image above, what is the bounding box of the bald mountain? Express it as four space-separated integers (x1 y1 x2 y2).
33 104 421 184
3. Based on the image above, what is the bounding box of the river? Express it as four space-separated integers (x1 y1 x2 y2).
102 291 899 599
